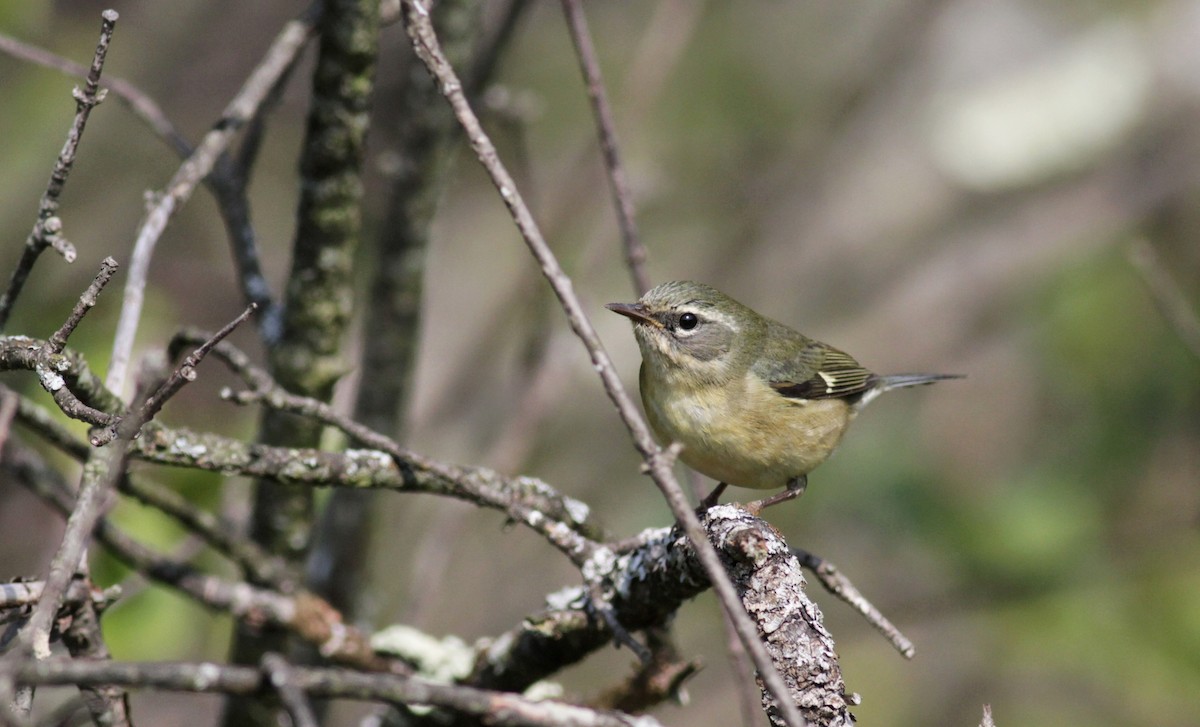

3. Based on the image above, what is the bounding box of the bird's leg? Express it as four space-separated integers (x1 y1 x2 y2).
745 474 809 516
698 482 728 510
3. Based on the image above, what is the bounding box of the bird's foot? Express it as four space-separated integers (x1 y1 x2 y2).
696 482 728 512
744 475 808 517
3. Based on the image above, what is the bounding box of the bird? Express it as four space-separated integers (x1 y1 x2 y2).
607 280 961 513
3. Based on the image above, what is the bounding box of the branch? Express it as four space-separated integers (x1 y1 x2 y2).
92 303 255 446
794 547 915 659
2 330 607 560
3 444 402 676
460 507 854 726
560 0 651 296
0 28 290 343
106 5 318 398
20 260 130 677
177 331 608 551
400 4 809 724
0 10 118 331
5 659 663 727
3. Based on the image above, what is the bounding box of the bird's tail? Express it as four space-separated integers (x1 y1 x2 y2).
856 373 963 410
876 373 964 391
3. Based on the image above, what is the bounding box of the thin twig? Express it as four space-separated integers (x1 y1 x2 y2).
20 303 253 712
170 330 607 555
0 10 118 332
10 388 94 461
106 6 318 399
400 5 807 725
589 626 700 713
261 654 319 727
793 547 915 659
17 442 125 716
3 329 608 556
7 452 402 676
1127 239 1200 361
0 31 287 343
559 0 651 296
18 262 132 713
95 304 255 446
0 26 185 155
45 257 119 354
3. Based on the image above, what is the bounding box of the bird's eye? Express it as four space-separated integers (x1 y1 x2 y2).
679 312 699 330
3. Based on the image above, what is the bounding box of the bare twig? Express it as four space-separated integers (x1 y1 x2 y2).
1128 239 1200 361
94 304 255 446
16 446 123 715
400 5 808 724
4 347 119 448
170 330 607 552
0 580 117 612
0 10 118 331
3 329 605 561
0 31 288 343
793 547 916 659
0 26 184 154
45 257 119 355
714 594 762 727
559 0 650 296
106 6 318 398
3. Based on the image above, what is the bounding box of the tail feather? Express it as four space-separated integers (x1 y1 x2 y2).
876 373 964 391
855 373 963 410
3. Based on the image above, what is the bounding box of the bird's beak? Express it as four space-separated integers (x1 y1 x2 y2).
605 302 657 327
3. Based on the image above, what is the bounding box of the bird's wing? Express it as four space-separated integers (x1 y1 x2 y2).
768 345 873 400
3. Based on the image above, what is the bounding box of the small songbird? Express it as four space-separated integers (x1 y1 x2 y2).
607 280 960 512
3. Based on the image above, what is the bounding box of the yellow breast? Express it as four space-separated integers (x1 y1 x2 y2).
641 367 853 490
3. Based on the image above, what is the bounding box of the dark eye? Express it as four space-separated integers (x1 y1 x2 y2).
679 312 699 330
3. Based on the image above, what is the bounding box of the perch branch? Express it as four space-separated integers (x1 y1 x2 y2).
400 5 807 724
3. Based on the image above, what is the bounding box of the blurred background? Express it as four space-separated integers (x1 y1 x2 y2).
2 1 1199 725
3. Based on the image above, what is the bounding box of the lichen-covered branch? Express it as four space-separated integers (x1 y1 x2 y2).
457 507 854 727
6 659 664 727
